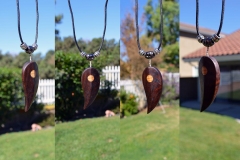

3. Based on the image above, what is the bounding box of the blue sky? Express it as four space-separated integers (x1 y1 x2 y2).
121 0 159 35
55 0 120 41
180 0 240 34
0 0 54 55
1 0 237 55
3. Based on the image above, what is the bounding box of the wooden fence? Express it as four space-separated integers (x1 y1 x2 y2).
36 79 55 104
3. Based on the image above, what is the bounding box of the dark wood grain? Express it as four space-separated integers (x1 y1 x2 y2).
199 56 220 112
142 67 163 114
81 67 100 109
22 61 39 112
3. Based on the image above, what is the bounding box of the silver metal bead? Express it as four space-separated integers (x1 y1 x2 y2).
139 50 146 56
93 51 100 57
80 52 86 57
197 34 204 43
20 42 28 50
32 43 38 51
211 34 221 43
153 48 161 55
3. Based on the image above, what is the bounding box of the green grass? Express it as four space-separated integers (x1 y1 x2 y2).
55 116 120 160
120 106 179 160
180 107 240 160
0 128 55 160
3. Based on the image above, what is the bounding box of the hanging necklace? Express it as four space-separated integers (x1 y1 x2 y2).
135 0 163 114
196 0 224 112
17 0 39 112
68 0 108 109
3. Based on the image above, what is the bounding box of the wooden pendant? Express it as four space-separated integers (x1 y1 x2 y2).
22 61 39 112
199 56 220 112
81 67 100 109
142 67 163 114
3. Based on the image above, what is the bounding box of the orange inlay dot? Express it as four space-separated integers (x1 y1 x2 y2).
87 75 94 82
146 75 153 82
202 66 208 75
30 70 36 78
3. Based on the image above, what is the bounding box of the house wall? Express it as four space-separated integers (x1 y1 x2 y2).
180 31 203 77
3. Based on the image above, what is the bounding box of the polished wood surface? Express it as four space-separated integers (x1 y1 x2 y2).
142 67 163 114
81 67 100 109
22 61 39 112
199 56 220 112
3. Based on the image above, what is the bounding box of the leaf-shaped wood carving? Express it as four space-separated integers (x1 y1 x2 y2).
81 67 100 109
22 61 39 112
199 56 220 112
142 67 163 114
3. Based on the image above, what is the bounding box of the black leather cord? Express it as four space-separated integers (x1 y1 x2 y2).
196 0 225 36
68 0 108 53
17 0 39 44
135 0 163 51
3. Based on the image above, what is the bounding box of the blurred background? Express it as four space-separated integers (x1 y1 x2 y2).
0 0 55 160
180 0 240 159
55 0 120 159
120 0 179 159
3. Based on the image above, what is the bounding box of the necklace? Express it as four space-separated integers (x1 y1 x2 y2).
196 0 225 112
17 0 39 112
135 0 163 114
68 0 108 109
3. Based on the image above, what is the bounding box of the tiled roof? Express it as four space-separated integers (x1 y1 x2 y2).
180 23 220 36
183 29 240 59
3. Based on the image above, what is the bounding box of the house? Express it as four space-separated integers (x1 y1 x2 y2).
180 23 240 118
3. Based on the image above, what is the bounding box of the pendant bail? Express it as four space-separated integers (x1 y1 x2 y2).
149 59 151 67
90 61 92 67
30 54 32 62
206 47 209 57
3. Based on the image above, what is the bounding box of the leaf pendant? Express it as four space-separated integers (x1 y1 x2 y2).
81 67 100 109
142 67 163 114
199 56 220 112
22 61 39 112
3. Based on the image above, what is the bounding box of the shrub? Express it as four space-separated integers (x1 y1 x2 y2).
0 68 23 123
120 90 138 118
55 51 120 121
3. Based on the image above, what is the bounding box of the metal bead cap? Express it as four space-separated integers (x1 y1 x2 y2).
211 34 221 43
20 42 28 50
80 52 86 57
153 48 161 55
197 34 204 43
93 51 100 57
139 50 146 56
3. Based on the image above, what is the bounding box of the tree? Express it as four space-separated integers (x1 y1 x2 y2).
55 14 63 40
145 0 179 69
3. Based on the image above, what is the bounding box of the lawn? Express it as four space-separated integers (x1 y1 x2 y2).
120 106 179 160
180 107 240 160
55 116 120 160
0 128 55 160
